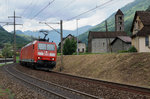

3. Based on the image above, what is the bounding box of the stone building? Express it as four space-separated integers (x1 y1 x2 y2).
111 36 131 52
59 34 86 53
115 9 124 31
131 11 150 52
88 9 128 53
88 31 127 53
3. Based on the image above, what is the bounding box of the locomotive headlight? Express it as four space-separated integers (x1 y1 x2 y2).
51 58 54 60
50 53 55 56
38 52 44 55
38 57 41 59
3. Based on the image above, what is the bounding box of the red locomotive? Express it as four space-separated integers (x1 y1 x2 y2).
20 40 57 69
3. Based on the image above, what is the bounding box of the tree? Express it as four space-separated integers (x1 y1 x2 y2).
63 38 77 55
2 43 13 59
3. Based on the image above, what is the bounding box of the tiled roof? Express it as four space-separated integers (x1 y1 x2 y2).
111 36 131 45
89 31 127 39
115 9 124 15
117 36 131 43
136 11 150 25
132 26 150 38
131 11 150 32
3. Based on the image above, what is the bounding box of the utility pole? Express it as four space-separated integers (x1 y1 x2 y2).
39 20 63 71
105 20 109 52
105 20 112 53
8 11 22 63
76 19 79 55
60 20 63 71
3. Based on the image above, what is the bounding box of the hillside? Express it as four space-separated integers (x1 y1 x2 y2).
55 53 150 88
0 26 30 49
79 0 150 44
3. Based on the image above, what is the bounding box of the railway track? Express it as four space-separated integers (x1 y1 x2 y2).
48 71 150 97
0 58 13 63
3 64 100 99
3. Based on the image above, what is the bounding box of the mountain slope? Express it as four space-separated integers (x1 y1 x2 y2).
0 26 30 49
16 25 92 45
79 0 150 44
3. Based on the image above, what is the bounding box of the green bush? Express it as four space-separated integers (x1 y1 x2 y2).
128 46 137 52
63 38 77 55
2 43 13 58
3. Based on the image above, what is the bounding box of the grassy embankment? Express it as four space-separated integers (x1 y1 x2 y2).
55 53 150 88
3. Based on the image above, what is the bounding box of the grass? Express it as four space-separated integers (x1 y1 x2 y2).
16 56 19 63
0 86 15 99
0 64 4 66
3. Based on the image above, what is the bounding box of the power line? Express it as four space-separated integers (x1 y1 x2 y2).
67 0 114 21
30 0 55 20
20 0 34 16
43 0 75 20
26 0 40 17
39 22 60 34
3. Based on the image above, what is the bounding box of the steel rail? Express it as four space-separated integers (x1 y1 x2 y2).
5 65 100 99
4 65 68 99
49 71 150 96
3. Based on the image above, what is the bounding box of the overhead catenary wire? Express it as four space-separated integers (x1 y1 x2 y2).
42 0 75 21
49 0 75 17
25 0 40 18
30 0 55 20
20 0 34 16
67 0 114 21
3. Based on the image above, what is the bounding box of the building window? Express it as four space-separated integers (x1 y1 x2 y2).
103 42 105 47
119 16 122 20
82 48 84 52
120 27 122 31
78 49 80 52
145 36 149 46
120 22 122 25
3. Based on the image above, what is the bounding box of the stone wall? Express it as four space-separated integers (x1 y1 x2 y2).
111 39 131 52
91 38 114 53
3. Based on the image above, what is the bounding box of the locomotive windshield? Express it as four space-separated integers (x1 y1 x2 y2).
38 43 55 51
47 44 55 51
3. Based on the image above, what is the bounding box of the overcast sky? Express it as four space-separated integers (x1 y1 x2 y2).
0 0 135 32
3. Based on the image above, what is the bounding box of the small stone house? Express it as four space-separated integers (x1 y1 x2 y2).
59 34 86 53
59 34 77 46
110 36 131 52
131 11 150 52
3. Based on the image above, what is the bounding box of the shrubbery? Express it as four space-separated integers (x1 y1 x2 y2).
2 43 13 58
118 46 137 53
128 46 137 52
63 38 77 55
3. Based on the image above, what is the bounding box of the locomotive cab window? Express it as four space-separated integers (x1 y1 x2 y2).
47 44 55 51
38 43 55 51
38 43 46 50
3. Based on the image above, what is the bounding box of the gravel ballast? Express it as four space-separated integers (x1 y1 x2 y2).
0 66 46 99
16 64 150 99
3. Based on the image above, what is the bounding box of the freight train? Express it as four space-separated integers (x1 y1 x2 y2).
19 40 57 69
